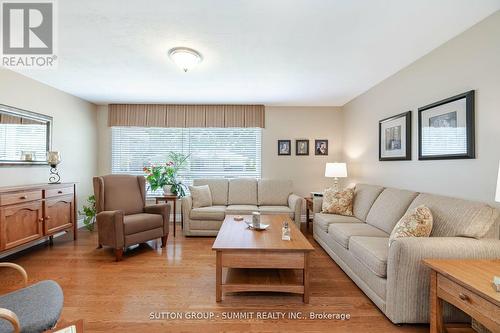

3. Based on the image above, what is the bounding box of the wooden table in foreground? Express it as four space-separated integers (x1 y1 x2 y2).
212 214 314 303
423 259 500 333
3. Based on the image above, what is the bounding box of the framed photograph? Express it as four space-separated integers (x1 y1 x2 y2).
379 111 412 161
314 139 328 156
278 140 291 155
418 90 475 160
296 140 309 156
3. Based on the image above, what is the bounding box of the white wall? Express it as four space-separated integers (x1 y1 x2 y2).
0 69 98 208
96 105 344 198
342 11 500 206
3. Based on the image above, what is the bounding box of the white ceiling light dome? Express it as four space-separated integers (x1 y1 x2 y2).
168 47 202 72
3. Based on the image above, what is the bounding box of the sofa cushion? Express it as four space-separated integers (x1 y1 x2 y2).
258 205 294 218
353 184 384 221
389 205 433 246
0 280 63 333
193 179 228 205
257 179 292 206
189 185 213 208
349 236 389 278
123 213 163 235
314 213 362 233
228 178 258 205
328 223 388 249
190 206 226 221
226 205 259 215
407 193 499 238
366 187 419 234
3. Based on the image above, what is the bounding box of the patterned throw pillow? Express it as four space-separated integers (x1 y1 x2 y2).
389 205 433 246
322 188 354 216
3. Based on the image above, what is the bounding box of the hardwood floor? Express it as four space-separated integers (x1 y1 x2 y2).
1 224 429 332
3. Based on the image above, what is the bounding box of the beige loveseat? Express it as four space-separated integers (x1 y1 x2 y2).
313 184 500 324
182 178 303 236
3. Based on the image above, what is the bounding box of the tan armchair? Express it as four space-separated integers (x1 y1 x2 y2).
93 175 170 261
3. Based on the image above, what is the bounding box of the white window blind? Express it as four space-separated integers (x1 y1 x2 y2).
111 127 262 195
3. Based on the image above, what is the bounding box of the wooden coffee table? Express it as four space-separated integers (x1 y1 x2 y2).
212 214 314 303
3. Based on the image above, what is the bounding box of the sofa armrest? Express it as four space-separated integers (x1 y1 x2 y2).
0 263 27 286
145 203 170 235
96 210 125 249
181 196 193 232
386 237 500 324
0 308 20 333
312 197 323 213
288 194 304 227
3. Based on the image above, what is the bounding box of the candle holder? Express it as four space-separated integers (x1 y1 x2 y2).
47 151 61 184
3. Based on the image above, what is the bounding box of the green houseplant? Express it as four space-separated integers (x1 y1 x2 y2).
79 195 96 231
144 152 189 197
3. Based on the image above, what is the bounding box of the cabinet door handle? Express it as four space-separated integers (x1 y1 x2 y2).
38 217 44 222
458 293 469 302
20 195 28 199
45 216 51 220
58 190 63 194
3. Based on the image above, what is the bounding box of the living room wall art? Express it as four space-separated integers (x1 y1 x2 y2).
278 140 291 155
314 139 328 155
379 111 412 161
296 139 309 156
418 90 475 160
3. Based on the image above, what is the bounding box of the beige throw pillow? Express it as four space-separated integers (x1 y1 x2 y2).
189 185 213 208
322 188 354 216
389 205 433 246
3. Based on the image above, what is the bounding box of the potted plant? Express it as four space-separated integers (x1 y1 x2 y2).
144 152 189 197
79 195 96 231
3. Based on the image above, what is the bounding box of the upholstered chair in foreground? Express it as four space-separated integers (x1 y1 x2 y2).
93 175 170 261
0 262 63 333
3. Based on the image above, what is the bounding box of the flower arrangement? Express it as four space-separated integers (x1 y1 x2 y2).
144 152 189 197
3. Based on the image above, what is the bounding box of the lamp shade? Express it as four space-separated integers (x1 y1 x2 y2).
325 162 347 178
496 161 500 202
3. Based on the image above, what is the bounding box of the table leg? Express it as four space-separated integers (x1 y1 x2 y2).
303 252 310 303
306 208 310 229
216 251 222 302
430 271 444 333
173 200 176 237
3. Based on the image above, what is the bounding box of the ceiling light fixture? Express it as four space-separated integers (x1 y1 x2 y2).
168 47 202 72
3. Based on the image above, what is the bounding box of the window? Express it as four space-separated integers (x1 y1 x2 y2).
111 127 262 195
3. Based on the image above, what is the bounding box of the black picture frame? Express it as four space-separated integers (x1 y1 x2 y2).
277 140 291 156
418 90 475 160
295 139 309 156
314 139 328 156
379 111 412 161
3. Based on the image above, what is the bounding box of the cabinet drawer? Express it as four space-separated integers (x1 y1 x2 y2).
0 190 42 206
45 186 74 198
437 275 500 329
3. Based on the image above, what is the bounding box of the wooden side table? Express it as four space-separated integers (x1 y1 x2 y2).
305 197 314 229
154 195 182 237
423 259 500 333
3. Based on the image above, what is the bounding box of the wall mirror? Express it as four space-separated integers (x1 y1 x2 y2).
0 104 52 165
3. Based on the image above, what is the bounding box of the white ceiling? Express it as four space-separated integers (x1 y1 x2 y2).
11 0 500 106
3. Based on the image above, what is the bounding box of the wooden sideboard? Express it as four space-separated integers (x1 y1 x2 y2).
0 183 77 254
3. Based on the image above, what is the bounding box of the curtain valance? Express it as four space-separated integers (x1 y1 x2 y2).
108 104 265 128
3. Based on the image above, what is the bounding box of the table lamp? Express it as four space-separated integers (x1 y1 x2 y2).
47 151 61 184
325 162 347 192
496 161 500 203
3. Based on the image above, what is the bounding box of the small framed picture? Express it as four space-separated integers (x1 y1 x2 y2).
296 140 309 156
379 111 412 161
418 90 475 160
278 140 291 155
314 139 328 156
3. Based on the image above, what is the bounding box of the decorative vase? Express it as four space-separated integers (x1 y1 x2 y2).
162 185 174 195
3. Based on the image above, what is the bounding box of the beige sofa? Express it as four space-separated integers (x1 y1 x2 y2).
182 178 303 236
313 184 500 324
